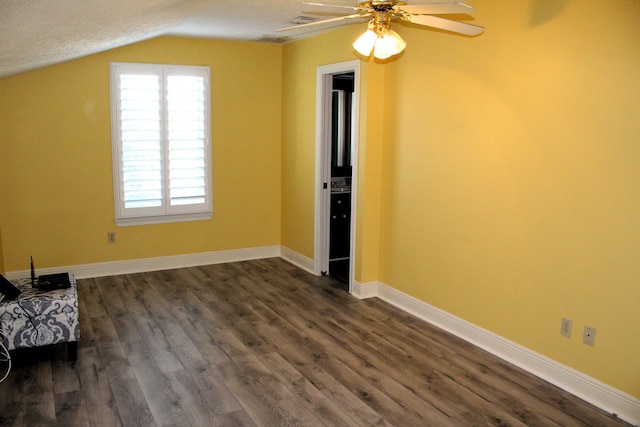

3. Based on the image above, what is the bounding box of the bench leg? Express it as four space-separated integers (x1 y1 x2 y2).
66 341 78 362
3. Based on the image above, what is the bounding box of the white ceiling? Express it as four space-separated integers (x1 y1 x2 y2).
0 0 357 79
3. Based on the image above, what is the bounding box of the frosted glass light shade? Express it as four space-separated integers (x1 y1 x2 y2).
373 29 406 59
353 29 377 56
353 27 406 59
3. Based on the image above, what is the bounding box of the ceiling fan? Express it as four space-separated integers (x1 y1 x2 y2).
278 1 483 59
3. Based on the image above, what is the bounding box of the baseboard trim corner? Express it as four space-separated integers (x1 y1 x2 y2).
280 246 315 275
351 280 378 299
376 282 640 426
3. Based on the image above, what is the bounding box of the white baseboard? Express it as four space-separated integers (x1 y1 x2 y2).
280 246 315 274
370 281 639 426
351 280 378 299
5 245 281 280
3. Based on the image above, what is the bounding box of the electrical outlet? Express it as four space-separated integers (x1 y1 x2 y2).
560 317 572 338
107 232 116 244
583 325 596 346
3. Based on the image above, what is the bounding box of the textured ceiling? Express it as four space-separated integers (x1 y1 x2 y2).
0 0 357 79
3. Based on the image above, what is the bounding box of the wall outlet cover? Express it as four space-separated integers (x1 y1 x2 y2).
560 317 572 338
583 325 596 346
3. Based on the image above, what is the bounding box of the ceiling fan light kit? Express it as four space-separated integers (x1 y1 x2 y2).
353 26 406 59
280 0 483 60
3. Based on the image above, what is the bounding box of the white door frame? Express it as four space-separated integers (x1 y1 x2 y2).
314 60 361 293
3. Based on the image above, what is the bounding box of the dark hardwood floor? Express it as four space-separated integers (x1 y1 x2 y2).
0 258 631 426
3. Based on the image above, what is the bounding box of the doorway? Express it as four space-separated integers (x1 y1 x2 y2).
314 60 360 293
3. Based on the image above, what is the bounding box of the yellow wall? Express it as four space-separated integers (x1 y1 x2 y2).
0 37 282 271
355 61 386 284
280 36 323 259
0 224 5 273
376 1 640 397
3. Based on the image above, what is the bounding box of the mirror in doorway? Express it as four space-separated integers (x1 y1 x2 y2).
331 72 354 178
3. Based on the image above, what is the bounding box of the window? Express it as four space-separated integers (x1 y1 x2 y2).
110 62 212 226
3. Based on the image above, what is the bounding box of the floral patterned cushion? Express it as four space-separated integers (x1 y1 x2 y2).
0 275 79 351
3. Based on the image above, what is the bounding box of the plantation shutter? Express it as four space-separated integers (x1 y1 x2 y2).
167 74 207 207
111 63 212 225
119 71 163 209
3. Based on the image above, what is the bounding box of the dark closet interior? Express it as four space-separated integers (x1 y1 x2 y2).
329 72 354 285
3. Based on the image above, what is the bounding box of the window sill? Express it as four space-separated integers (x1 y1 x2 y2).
114 211 212 227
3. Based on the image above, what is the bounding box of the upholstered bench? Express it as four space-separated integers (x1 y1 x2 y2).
0 275 79 360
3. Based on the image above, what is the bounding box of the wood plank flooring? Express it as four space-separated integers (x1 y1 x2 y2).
0 258 631 426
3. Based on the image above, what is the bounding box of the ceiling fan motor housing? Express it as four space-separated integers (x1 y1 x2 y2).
358 0 406 35
358 0 407 11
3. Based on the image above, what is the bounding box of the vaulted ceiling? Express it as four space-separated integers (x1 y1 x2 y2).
0 0 354 79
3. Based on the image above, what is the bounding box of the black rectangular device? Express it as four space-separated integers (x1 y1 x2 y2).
37 273 71 291
30 256 71 291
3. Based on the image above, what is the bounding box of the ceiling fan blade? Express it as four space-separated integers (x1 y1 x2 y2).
303 2 360 12
277 13 368 32
407 14 484 36
399 3 475 15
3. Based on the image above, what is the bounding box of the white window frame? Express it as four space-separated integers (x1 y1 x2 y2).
110 62 213 226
